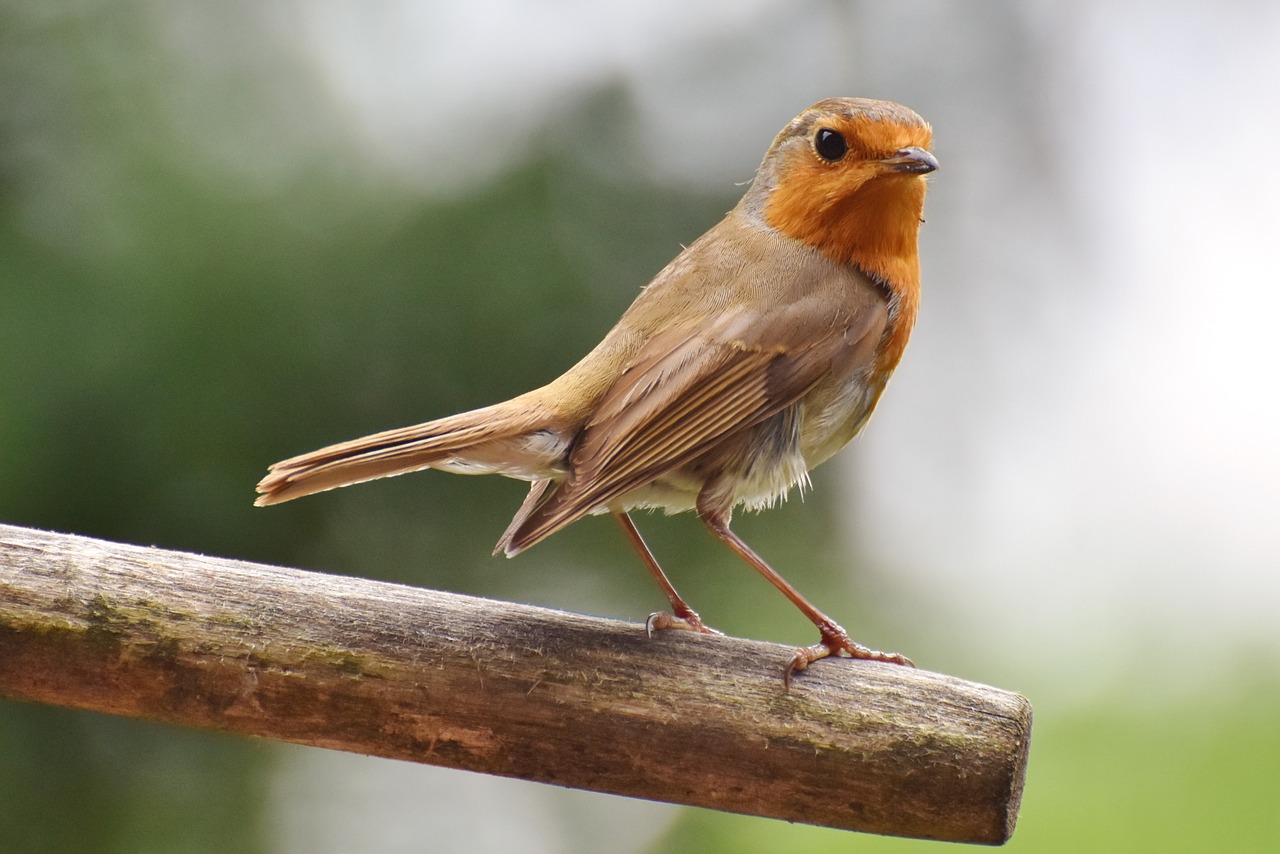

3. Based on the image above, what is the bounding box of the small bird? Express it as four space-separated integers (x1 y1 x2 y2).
256 97 937 683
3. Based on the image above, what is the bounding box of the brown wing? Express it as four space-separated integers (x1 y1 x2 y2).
502 300 884 554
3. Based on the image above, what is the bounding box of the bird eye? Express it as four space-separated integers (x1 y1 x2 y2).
814 128 848 162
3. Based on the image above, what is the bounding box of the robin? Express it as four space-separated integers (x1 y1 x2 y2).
257 97 937 683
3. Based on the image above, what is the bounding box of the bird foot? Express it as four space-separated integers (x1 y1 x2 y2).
783 622 914 688
645 609 724 638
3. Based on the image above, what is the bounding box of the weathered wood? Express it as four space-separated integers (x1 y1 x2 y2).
0 523 1030 843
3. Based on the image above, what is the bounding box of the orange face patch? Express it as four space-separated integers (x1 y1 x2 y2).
763 107 932 279
761 102 933 378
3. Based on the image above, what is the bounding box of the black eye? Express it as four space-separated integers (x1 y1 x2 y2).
814 128 848 162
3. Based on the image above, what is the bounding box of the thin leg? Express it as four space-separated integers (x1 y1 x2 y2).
612 511 721 636
696 494 912 685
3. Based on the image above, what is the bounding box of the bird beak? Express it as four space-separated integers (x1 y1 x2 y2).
881 147 939 175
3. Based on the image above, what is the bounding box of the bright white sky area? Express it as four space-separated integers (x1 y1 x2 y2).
852 2 1280 701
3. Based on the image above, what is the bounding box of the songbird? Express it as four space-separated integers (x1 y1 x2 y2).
256 97 937 683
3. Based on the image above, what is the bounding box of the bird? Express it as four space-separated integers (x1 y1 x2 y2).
256 96 937 684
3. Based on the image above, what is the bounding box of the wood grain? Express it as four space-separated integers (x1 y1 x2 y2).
0 523 1030 844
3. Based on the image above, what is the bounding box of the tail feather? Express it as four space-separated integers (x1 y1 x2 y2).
255 399 568 506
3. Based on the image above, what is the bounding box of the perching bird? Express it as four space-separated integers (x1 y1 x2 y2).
256 97 937 683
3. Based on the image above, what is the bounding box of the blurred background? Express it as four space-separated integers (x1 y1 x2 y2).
2 1 1278 851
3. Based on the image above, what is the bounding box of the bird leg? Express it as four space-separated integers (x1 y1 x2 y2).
612 511 722 636
695 494 913 685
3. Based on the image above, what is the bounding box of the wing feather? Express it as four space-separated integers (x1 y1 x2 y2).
503 314 841 553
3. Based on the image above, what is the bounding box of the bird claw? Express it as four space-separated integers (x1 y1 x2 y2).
783 624 914 688
645 610 724 638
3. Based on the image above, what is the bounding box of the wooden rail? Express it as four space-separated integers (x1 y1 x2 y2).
0 523 1030 844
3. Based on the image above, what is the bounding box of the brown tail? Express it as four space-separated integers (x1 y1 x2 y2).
254 396 569 506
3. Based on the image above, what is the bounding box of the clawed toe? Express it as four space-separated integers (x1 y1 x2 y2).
645 610 723 638
782 624 914 688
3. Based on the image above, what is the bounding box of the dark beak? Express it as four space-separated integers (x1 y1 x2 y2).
882 146 939 175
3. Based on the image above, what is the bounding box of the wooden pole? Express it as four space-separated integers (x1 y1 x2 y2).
0 523 1030 844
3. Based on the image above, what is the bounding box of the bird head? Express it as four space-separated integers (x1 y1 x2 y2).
745 97 936 286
